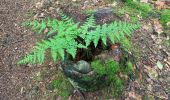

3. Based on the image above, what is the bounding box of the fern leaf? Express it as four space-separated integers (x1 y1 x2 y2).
47 18 53 27
58 48 65 60
47 30 57 36
93 26 101 47
32 51 37 64
66 47 76 58
80 15 96 34
36 48 45 64
108 33 115 44
101 24 107 45
18 14 141 64
77 43 87 49
85 38 91 47
32 20 39 28
47 19 58 35
51 47 58 62
38 20 46 34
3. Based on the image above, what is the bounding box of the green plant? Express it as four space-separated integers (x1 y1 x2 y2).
49 80 70 98
91 60 106 75
18 14 140 64
125 0 152 18
116 0 152 23
90 59 132 97
48 72 72 99
160 9 170 29
91 59 120 81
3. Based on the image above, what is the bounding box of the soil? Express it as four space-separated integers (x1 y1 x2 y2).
0 0 37 99
0 0 170 100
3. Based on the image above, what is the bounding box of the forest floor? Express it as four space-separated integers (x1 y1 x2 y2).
0 0 170 100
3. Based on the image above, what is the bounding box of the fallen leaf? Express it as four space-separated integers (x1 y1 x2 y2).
152 19 163 34
128 91 142 100
44 28 48 34
156 61 163 70
144 65 158 80
154 1 168 10
124 13 131 22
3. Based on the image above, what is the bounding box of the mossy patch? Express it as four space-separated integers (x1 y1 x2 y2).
125 0 152 18
160 9 170 29
116 0 152 23
48 71 73 99
91 59 133 97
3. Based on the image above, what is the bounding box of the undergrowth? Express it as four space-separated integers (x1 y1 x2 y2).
116 0 152 23
18 13 140 98
160 9 170 29
91 59 133 97
49 59 134 98
48 71 72 99
125 0 152 18
18 14 140 64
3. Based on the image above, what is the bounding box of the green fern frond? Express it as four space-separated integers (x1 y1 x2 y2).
101 24 107 45
22 20 47 34
93 26 101 47
80 15 96 34
18 14 141 64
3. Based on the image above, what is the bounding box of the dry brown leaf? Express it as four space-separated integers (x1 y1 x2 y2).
152 19 163 34
154 1 169 10
128 91 142 100
44 28 48 34
144 65 158 80
124 13 131 22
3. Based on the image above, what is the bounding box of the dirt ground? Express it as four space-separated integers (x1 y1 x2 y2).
0 0 170 100
0 0 37 99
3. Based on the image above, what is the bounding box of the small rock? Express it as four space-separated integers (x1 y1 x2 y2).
74 60 91 74
94 8 113 17
94 8 120 24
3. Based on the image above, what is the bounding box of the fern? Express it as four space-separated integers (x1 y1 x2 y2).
82 20 140 48
22 19 47 34
18 14 140 64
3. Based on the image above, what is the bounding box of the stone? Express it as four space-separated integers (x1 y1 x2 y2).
74 60 91 74
94 8 120 24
